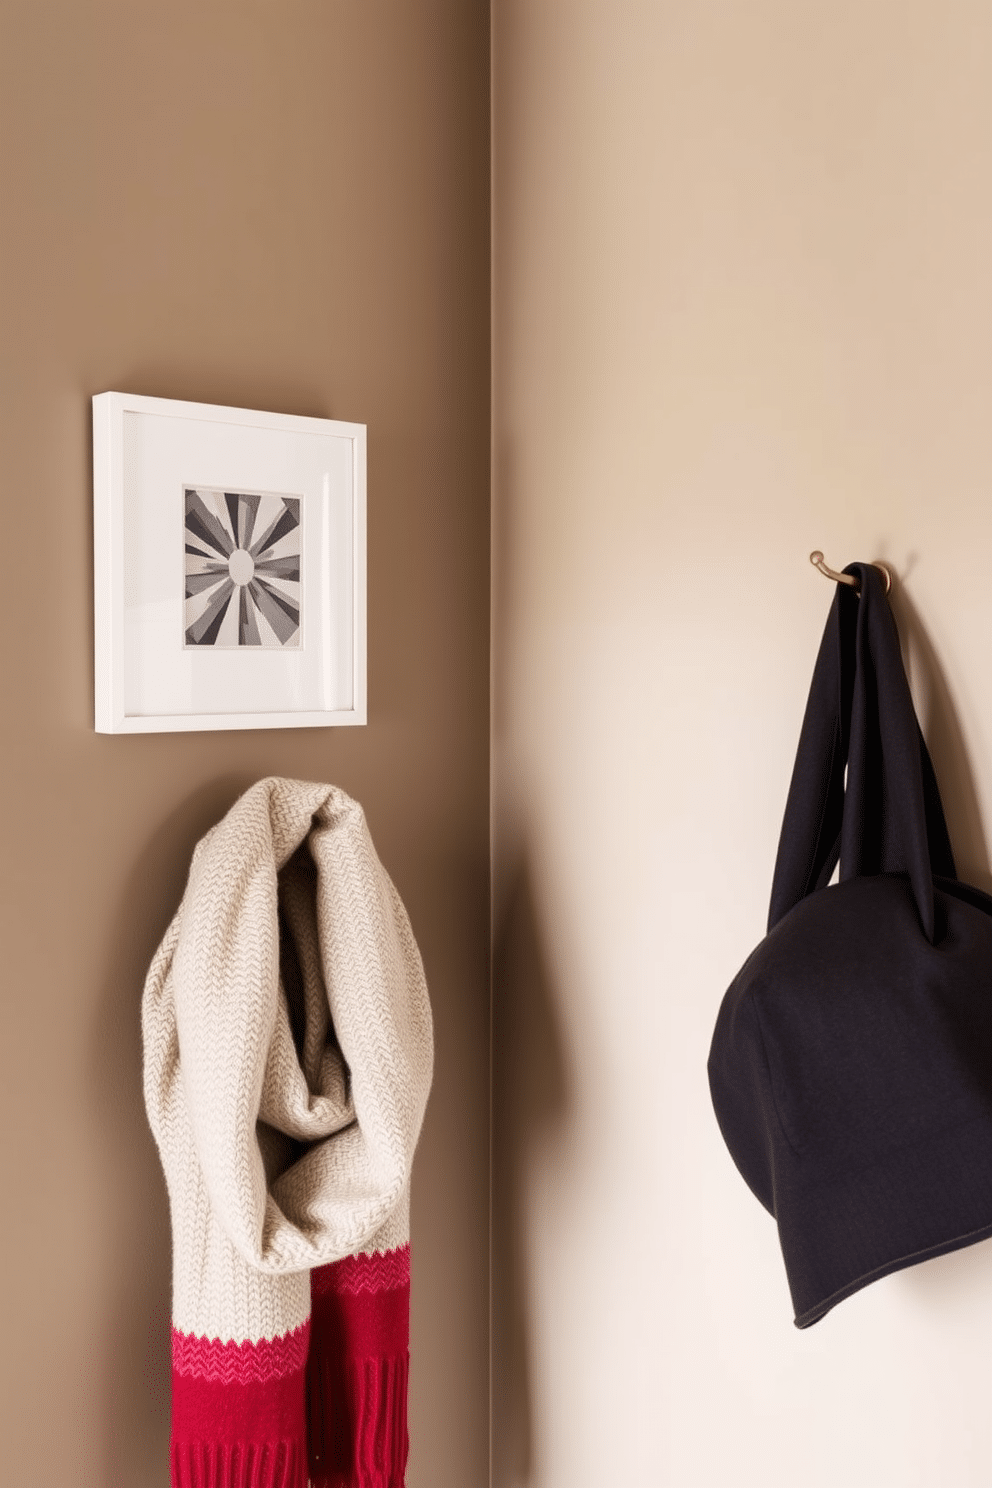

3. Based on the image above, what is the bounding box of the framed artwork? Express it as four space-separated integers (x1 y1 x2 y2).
93 392 366 732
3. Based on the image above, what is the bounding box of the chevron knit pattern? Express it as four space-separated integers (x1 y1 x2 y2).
142 778 434 1488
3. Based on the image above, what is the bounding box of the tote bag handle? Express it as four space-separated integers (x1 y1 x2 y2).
768 562 955 943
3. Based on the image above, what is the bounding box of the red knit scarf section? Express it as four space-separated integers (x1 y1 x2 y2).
170 1245 411 1488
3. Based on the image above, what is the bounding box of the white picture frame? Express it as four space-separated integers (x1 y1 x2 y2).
93 392 367 733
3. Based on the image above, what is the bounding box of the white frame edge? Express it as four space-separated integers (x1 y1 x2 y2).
92 391 368 734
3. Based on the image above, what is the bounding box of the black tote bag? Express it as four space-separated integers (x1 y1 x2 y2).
708 562 992 1327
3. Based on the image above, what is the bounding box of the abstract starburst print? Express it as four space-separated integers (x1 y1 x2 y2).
184 488 302 648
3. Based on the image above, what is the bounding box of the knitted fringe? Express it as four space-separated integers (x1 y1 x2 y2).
171 1439 307 1488
307 1352 410 1488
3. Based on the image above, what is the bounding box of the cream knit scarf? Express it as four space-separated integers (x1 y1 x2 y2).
142 778 433 1488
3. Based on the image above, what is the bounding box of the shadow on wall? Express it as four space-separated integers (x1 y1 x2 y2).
889 580 992 894
88 776 254 1488
492 854 572 1488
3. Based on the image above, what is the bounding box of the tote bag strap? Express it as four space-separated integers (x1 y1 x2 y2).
767 562 955 943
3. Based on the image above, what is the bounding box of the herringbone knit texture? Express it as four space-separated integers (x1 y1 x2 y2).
143 778 433 1488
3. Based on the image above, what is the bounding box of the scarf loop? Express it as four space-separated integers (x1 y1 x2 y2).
142 778 434 1488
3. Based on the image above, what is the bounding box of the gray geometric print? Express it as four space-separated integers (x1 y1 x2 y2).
184 487 302 648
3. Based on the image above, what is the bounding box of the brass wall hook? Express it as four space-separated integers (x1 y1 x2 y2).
810 551 892 595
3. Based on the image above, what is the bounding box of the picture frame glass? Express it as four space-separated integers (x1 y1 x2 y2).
121 409 356 719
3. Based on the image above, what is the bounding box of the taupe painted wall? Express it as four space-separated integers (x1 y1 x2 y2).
0 5 490 1486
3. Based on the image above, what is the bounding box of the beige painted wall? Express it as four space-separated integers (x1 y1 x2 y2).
0 4 490 1486
494 3 992 1485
